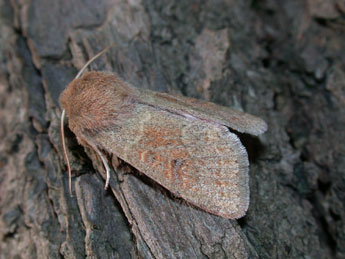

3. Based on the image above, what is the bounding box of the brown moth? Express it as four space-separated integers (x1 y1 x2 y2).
59 47 267 219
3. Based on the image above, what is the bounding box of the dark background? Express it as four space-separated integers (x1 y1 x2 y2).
0 0 344 258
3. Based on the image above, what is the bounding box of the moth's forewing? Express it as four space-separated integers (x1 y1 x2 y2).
137 88 267 136
91 104 250 219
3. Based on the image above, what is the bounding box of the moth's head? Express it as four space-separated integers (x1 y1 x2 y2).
59 70 130 196
60 43 118 122
59 71 106 117
60 71 135 134
59 45 117 196
59 77 77 115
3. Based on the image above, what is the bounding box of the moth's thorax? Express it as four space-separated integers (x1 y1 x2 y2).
59 71 136 135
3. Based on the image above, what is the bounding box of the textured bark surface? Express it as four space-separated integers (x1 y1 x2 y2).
1 0 344 258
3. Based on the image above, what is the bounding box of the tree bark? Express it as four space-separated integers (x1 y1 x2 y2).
1 0 344 258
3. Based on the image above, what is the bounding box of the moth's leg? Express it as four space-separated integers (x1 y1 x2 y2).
94 148 111 190
78 135 111 190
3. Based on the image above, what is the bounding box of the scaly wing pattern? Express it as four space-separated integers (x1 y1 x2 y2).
92 104 250 219
137 89 267 136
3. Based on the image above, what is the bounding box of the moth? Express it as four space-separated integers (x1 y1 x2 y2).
59 47 267 219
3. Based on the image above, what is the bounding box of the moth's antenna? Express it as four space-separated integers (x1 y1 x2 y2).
75 44 115 79
61 44 115 196
60 109 73 196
